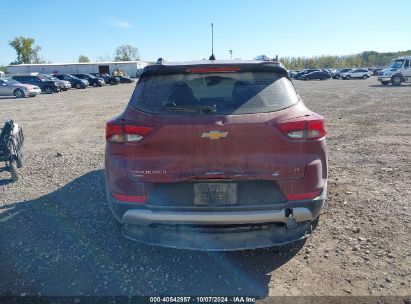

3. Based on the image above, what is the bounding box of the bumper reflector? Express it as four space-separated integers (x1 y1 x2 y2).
112 192 147 203
286 190 322 201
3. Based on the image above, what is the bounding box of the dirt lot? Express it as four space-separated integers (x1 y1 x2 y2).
0 78 410 299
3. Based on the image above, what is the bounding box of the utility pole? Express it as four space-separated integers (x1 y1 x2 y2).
229 50 233 59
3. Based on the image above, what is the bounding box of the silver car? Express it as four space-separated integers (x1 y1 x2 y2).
0 78 41 98
42 74 72 91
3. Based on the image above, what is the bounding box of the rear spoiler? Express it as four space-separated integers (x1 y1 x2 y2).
140 62 289 78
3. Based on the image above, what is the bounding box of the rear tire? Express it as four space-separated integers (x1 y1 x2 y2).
75 83 82 89
363 74 368 79
13 89 25 98
92 82 98 87
345 75 351 80
10 162 18 181
110 80 115 85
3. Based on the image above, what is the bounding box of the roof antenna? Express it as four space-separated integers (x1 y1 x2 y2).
209 23 216 60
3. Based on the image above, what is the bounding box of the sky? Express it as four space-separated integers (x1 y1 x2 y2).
1 0 410 65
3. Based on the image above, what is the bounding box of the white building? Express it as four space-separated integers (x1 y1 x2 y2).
6 61 148 77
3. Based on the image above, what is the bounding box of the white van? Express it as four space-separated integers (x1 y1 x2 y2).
377 56 411 86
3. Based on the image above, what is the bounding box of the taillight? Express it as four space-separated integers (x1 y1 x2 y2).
306 119 326 140
106 120 153 143
276 117 325 140
106 122 123 142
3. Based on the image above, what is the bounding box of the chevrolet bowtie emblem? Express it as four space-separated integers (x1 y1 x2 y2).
201 130 228 140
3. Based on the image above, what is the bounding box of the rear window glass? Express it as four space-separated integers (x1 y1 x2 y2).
129 72 299 115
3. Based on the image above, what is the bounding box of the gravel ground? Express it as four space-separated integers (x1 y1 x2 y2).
0 79 410 298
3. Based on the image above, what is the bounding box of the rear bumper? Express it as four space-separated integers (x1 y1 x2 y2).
108 189 326 251
122 207 314 226
123 221 312 251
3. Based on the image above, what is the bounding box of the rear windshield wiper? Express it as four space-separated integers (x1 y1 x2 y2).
162 104 217 114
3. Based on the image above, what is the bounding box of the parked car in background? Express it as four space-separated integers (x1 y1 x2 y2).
94 76 106 85
41 74 71 91
288 70 300 78
300 70 331 80
72 74 103 87
118 76 134 83
105 60 327 250
322 69 332 77
377 56 411 86
294 69 321 80
0 78 41 98
371 68 384 76
331 68 352 79
90 73 119 85
253 55 271 61
322 69 332 76
53 74 88 89
341 68 373 80
12 75 59 94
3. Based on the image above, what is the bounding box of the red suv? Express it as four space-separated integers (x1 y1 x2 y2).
105 60 327 250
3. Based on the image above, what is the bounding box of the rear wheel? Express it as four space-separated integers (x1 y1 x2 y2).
391 75 402 86
44 86 53 94
10 162 18 181
110 80 115 85
13 89 25 98
75 83 82 89
92 81 98 87
345 75 351 80
363 74 368 79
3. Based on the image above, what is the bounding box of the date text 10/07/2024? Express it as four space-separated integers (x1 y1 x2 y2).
149 296 256 303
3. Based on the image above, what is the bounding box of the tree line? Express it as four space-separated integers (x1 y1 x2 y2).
4 36 411 70
280 50 411 70
7 36 140 65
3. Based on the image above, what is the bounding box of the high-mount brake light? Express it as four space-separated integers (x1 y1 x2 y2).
187 66 241 73
276 117 325 140
106 121 153 143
